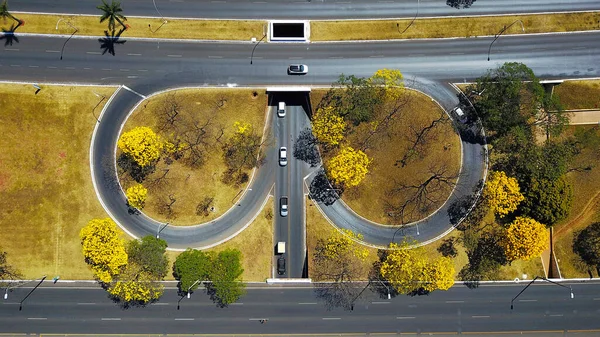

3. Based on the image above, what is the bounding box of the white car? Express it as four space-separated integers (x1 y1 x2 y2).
288 64 308 75
279 147 288 166
278 102 286 118
280 197 288 217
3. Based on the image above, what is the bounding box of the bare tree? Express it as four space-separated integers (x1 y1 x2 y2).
397 110 449 167
158 93 183 132
180 116 214 168
359 91 412 151
386 163 457 224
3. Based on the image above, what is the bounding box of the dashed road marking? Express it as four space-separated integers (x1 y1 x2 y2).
208 56 223 59
175 318 194 321
127 53 142 56
77 303 96 305
168 54 182 58
298 302 317 305
396 316 415 319
372 301 390 304
86 51 101 55
445 300 464 304
101 318 121 321
519 299 538 302
323 317 341 320
27 318 47 320
45 50 60 53
472 315 490 318
5 48 19 51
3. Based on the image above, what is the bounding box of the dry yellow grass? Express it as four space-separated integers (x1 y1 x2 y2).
166 199 274 282
7 12 265 41
311 89 461 225
554 80 600 110
0 84 116 279
121 88 267 226
311 12 600 41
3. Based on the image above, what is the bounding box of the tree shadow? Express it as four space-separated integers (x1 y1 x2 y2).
294 128 321 167
117 153 156 183
458 235 507 289
98 28 127 56
313 282 358 311
309 169 342 206
446 0 477 9
0 20 22 46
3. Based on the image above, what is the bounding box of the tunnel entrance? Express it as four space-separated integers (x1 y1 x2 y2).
269 21 310 42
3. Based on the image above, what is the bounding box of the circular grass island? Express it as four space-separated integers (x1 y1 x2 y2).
117 88 266 226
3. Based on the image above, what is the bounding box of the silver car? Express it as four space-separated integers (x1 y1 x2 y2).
288 64 308 75
279 147 288 166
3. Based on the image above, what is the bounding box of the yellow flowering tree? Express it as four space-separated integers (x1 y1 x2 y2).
502 216 548 261
117 126 163 167
327 147 370 187
370 69 404 100
125 184 147 209
312 106 346 146
484 171 525 218
107 264 163 304
312 229 369 309
380 243 455 294
80 218 128 284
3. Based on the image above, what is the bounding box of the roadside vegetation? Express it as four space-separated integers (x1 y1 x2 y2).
0 84 116 279
308 70 461 226
553 80 600 110
118 89 266 225
311 12 600 41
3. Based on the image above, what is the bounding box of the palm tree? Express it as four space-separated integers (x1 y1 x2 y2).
0 0 20 24
97 0 127 31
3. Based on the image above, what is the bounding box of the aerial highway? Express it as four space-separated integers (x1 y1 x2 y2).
1 281 599 335
10 0 600 19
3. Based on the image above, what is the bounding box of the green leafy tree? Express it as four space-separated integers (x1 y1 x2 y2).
573 222 600 270
321 74 385 125
207 249 246 307
173 249 212 293
521 176 572 226
127 235 169 279
97 0 127 31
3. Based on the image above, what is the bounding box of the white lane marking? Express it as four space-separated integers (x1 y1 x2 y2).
77 302 96 305
445 300 464 303
86 51 101 55
298 302 317 305
47 66 57 69
472 315 490 318
408 304 417 308
328 56 343 59
152 302 169 305
167 54 182 58
253 1 267 3
27 318 47 320
211 0 226 2
119 69 130 72
83 67 92 70
519 299 538 302
101 318 121 321
450 52 465 55
45 50 60 53
289 57 303 59
409 54 425 57
138 69 148 72
5 48 19 51
323 317 341 320
396 316 415 319
101 68 112 71
127 53 141 56
65 67 75 69
249 318 265 321
175 318 194 321
550 314 564 317
247 56 263 59
369 55 384 58
28 65 39 68
10 65 21 67
123 86 147 99
378 0 394 2
208 56 223 59
230 302 244 305
372 301 390 304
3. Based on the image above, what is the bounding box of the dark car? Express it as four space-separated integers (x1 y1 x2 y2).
288 64 308 75
277 256 286 275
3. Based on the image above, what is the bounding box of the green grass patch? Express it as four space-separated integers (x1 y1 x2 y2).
120 88 267 226
0 84 116 279
552 125 600 278
554 80 600 110
7 12 265 41
311 12 600 41
166 199 273 282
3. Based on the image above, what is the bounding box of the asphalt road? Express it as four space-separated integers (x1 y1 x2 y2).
2 281 600 334
1 32 599 252
10 0 600 19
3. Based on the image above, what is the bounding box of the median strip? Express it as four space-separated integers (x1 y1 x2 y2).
311 11 600 41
